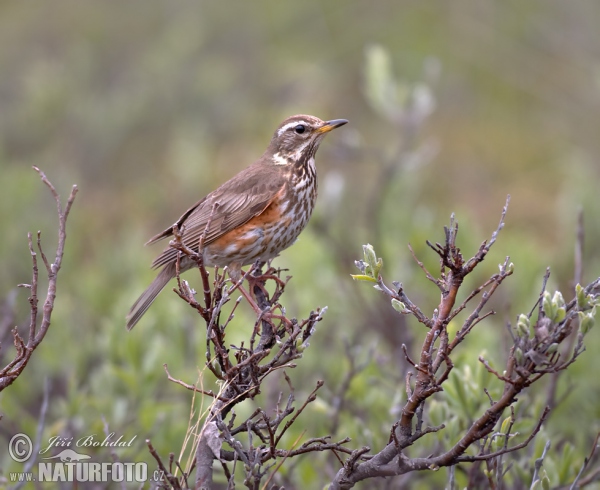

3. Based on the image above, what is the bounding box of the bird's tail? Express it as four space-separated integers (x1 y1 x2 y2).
126 263 176 330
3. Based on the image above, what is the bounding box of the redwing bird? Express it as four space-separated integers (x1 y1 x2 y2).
126 114 347 330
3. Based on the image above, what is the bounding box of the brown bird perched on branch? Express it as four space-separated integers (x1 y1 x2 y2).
126 114 348 330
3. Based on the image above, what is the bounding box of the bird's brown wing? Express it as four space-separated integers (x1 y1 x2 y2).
147 164 285 269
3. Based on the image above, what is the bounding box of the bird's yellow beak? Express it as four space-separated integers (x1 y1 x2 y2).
316 119 349 134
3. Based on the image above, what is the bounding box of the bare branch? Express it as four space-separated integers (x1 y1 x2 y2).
455 408 550 463
408 243 443 292
164 364 227 401
530 440 552 489
147 439 182 489
0 168 77 392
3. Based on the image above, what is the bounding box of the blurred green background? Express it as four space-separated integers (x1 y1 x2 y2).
1 1 600 488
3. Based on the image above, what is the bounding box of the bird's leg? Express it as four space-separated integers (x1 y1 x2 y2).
240 262 287 311
236 282 264 315
246 261 271 299
227 265 268 316
244 265 293 330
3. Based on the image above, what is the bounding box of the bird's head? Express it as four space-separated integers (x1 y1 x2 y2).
266 114 348 165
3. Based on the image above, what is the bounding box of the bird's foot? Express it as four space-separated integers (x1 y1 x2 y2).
228 266 286 321
228 271 269 317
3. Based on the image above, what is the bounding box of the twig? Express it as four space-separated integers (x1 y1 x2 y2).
0 168 77 392
530 440 551 489
547 209 586 411
261 430 306 490
408 244 443 292
147 439 181 488
275 380 324 446
164 364 227 401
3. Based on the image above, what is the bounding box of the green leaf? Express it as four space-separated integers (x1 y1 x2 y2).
350 274 378 283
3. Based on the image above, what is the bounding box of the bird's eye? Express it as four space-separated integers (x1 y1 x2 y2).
294 124 306 134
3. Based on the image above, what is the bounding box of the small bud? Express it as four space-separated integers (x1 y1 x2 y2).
500 415 512 435
552 291 565 309
542 291 556 321
507 262 515 273
579 311 595 335
391 298 406 313
546 343 559 354
517 314 530 338
363 244 377 271
576 283 586 308
517 325 528 338
517 323 529 338
211 359 222 376
514 347 524 365
543 291 566 322
363 243 383 278
541 472 550 490
492 434 506 452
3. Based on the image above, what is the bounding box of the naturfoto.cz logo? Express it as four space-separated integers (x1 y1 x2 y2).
7 432 163 484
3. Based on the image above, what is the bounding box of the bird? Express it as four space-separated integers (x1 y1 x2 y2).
126 114 348 330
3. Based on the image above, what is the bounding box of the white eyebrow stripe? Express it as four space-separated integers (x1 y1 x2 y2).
277 120 310 136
